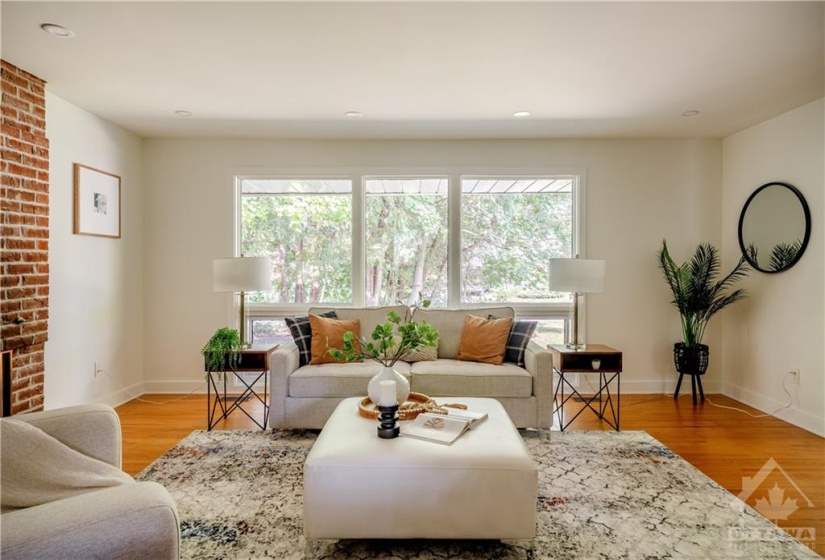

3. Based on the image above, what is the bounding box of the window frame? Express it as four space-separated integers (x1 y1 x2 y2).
234 166 586 333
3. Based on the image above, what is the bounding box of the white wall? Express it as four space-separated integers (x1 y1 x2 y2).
143 137 722 394
722 99 825 436
45 92 145 408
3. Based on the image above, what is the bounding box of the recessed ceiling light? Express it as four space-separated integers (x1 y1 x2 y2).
174 110 192 117
682 110 700 117
344 111 362 118
40 23 75 38
513 111 531 118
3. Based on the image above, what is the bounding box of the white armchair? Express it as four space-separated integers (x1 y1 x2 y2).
0 404 180 560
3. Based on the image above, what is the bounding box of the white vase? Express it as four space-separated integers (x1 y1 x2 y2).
368 366 410 405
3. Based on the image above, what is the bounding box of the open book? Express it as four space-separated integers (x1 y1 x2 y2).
443 407 488 428
401 413 470 445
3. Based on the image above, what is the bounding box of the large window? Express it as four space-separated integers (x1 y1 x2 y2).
238 171 579 345
240 178 352 304
365 178 448 307
461 177 573 304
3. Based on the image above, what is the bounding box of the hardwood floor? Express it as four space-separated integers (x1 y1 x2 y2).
116 393 824 555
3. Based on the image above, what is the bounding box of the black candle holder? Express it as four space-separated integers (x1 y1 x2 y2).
377 404 400 439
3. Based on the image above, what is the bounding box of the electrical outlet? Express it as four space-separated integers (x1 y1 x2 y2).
94 362 102 378
789 369 800 385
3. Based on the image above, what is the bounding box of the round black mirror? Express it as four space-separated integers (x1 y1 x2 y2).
738 182 811 273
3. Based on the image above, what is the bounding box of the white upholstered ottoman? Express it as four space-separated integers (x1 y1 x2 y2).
303 397 537 540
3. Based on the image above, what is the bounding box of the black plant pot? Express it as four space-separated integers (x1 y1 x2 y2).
673 343 709 375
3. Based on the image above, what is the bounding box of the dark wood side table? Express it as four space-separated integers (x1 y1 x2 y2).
206 343 277 431
548 344 623 431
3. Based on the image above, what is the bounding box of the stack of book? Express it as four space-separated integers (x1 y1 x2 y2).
400 408 487 445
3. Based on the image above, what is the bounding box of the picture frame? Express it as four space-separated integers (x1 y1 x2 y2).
73 163 121 238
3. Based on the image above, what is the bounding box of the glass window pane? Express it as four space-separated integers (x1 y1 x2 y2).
250 319 293 346
461 177 574 304
241 178 352 304
365 178 449 307
531 319 566 348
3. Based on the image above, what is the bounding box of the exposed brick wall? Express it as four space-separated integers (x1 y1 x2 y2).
1 60 49 414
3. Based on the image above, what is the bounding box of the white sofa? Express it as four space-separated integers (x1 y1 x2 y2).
269 306 553 430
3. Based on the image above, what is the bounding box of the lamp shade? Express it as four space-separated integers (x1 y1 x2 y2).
213 257 271 293
549 258 606 293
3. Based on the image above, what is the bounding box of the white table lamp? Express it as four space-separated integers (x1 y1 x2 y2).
213 256 271 346
549 256 606 349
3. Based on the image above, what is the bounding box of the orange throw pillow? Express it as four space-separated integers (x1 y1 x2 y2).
457 314 513 365
309 315 361 365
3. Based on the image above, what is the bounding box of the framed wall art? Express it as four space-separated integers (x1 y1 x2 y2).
73 163 121 238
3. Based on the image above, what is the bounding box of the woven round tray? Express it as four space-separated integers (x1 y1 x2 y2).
357 393 468 420
358 392 434 420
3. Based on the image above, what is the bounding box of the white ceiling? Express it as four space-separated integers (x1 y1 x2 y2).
2 1 823 140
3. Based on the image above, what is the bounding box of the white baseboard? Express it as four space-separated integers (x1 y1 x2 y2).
564 376 724 395
98 381 147 408
720 382 825 438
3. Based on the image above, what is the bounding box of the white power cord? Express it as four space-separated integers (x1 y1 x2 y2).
705 372 795 418
99 368 207 405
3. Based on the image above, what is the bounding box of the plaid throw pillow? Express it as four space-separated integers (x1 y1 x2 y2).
285 311 338 367
488 315 537 368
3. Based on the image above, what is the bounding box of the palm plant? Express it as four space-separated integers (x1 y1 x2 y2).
657 240 749 347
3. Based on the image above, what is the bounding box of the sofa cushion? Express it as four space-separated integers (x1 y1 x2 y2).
309 306 408 341
417 307 515 360
401 344 438 362
286 311 337 367
410 359 532 398
290 362 412 398
457 315 513 365
309 316 361 365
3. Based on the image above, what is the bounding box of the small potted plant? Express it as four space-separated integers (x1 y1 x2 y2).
202 327 242 376
657 240 748 384
327 299 439 404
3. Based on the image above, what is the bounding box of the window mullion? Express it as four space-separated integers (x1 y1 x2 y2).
352 174 365 307
447 173 462 307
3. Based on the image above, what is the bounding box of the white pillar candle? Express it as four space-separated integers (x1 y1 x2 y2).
378 379 397 406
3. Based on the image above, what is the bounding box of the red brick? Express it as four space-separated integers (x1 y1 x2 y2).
1 79 18 96
24 251 47 263
1 298 21 313
22 297 47 310
5 238 35 250
1 274 20 287
22 274 48 286
7 162 36 178
1 250 23 262
1 225 21 237
2 93 30 112
22 227 48 239
1 199 21 212
5 286 35 299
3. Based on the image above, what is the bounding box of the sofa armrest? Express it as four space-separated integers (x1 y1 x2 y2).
13 404 122 469
523 341 553 428
269 342 301 429
0 482 179 560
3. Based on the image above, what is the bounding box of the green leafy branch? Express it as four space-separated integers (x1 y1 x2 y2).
327 297 439 367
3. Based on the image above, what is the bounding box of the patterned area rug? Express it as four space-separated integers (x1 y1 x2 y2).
136 430 819 559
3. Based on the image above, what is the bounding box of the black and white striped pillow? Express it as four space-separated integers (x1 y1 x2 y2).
489 315 537 368
285 311 338 367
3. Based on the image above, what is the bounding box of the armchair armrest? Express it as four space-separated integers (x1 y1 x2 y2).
523 341 553 429
13 404 122 469
269 342 301 429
